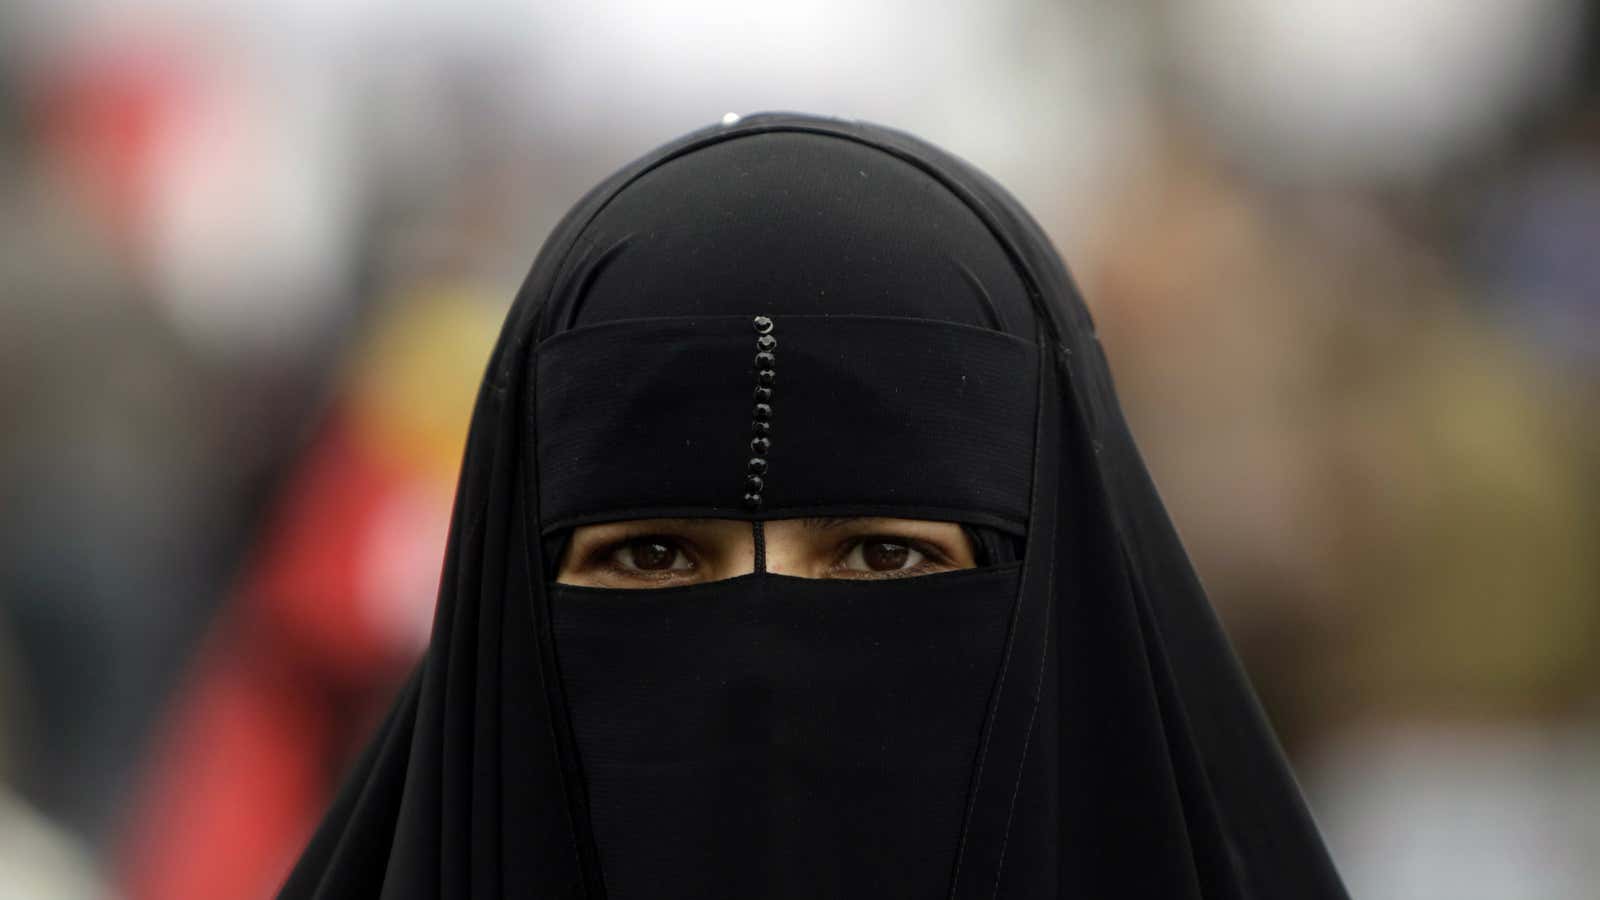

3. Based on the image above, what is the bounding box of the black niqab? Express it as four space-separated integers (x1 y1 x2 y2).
280 114 1348 898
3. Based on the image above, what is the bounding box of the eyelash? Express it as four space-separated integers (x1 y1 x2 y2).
581 532 955 581
826 535 951 579
587 533 700 581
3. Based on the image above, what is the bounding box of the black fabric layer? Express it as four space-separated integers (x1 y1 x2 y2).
962 523 1021 568
544 131 1036 342
535 315 1037 532
280 114 1349 899
550 563 1021 899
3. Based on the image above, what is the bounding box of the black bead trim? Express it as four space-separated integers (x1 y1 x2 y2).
743 317 776 509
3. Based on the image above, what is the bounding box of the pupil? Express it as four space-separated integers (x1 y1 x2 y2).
630 539 675 570
863 541 910 571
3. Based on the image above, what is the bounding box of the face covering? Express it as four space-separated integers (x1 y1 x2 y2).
531 275 1041 894
550 565 1020 899
280 114 1349 899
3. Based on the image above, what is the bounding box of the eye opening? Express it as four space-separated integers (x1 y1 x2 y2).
558 519 734 587
588 533 699 579
828 533 956 579
554 516 1000 588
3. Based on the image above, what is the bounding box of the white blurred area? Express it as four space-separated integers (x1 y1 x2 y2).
1 1 1597 897
1168 0 1587 180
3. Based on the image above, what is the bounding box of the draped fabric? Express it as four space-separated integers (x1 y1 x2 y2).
280 113 1348 898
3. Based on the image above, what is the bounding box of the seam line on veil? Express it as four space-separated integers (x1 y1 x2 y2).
991 526 1055 896
949 330 1051 895
518 336 605 897
987 342 1060 895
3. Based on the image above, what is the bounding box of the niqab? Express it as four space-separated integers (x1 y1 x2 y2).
280 114 1348 898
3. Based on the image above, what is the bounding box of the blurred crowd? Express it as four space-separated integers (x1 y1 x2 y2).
1 1 1596 897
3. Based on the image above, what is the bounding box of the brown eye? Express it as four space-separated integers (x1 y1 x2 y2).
613 538 691 572
863 541 909 570
842 539 926 573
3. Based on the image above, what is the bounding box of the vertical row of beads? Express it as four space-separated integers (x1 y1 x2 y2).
744 316 776 509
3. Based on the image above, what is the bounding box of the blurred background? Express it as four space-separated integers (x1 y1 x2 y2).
0 0 1596 896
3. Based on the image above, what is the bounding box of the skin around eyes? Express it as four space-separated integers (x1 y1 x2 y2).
555 516 978 588
558 518 753 587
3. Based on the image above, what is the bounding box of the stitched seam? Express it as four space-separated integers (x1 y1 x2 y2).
949 332 1051 897
990 548 1056 898
948 554 1023 892
518 365 596 896
522 489 588 890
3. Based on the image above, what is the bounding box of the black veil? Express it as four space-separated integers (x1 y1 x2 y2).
279 113 1348 898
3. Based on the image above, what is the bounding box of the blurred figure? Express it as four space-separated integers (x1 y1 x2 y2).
117 292 498 900
1 50 224 853
1085 116 1600 897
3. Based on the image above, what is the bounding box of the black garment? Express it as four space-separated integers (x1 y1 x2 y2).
280 114 1348 898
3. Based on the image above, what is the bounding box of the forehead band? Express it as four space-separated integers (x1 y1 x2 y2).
533 314 1038 534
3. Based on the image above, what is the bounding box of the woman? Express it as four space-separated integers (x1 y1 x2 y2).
280 113 1348 898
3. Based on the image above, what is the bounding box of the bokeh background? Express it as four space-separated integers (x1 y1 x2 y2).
2 1 1597 897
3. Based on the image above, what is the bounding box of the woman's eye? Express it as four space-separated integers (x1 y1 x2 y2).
611 538 693 572
841 539 927 573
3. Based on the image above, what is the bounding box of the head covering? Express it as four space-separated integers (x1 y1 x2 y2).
280 114 1348 899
